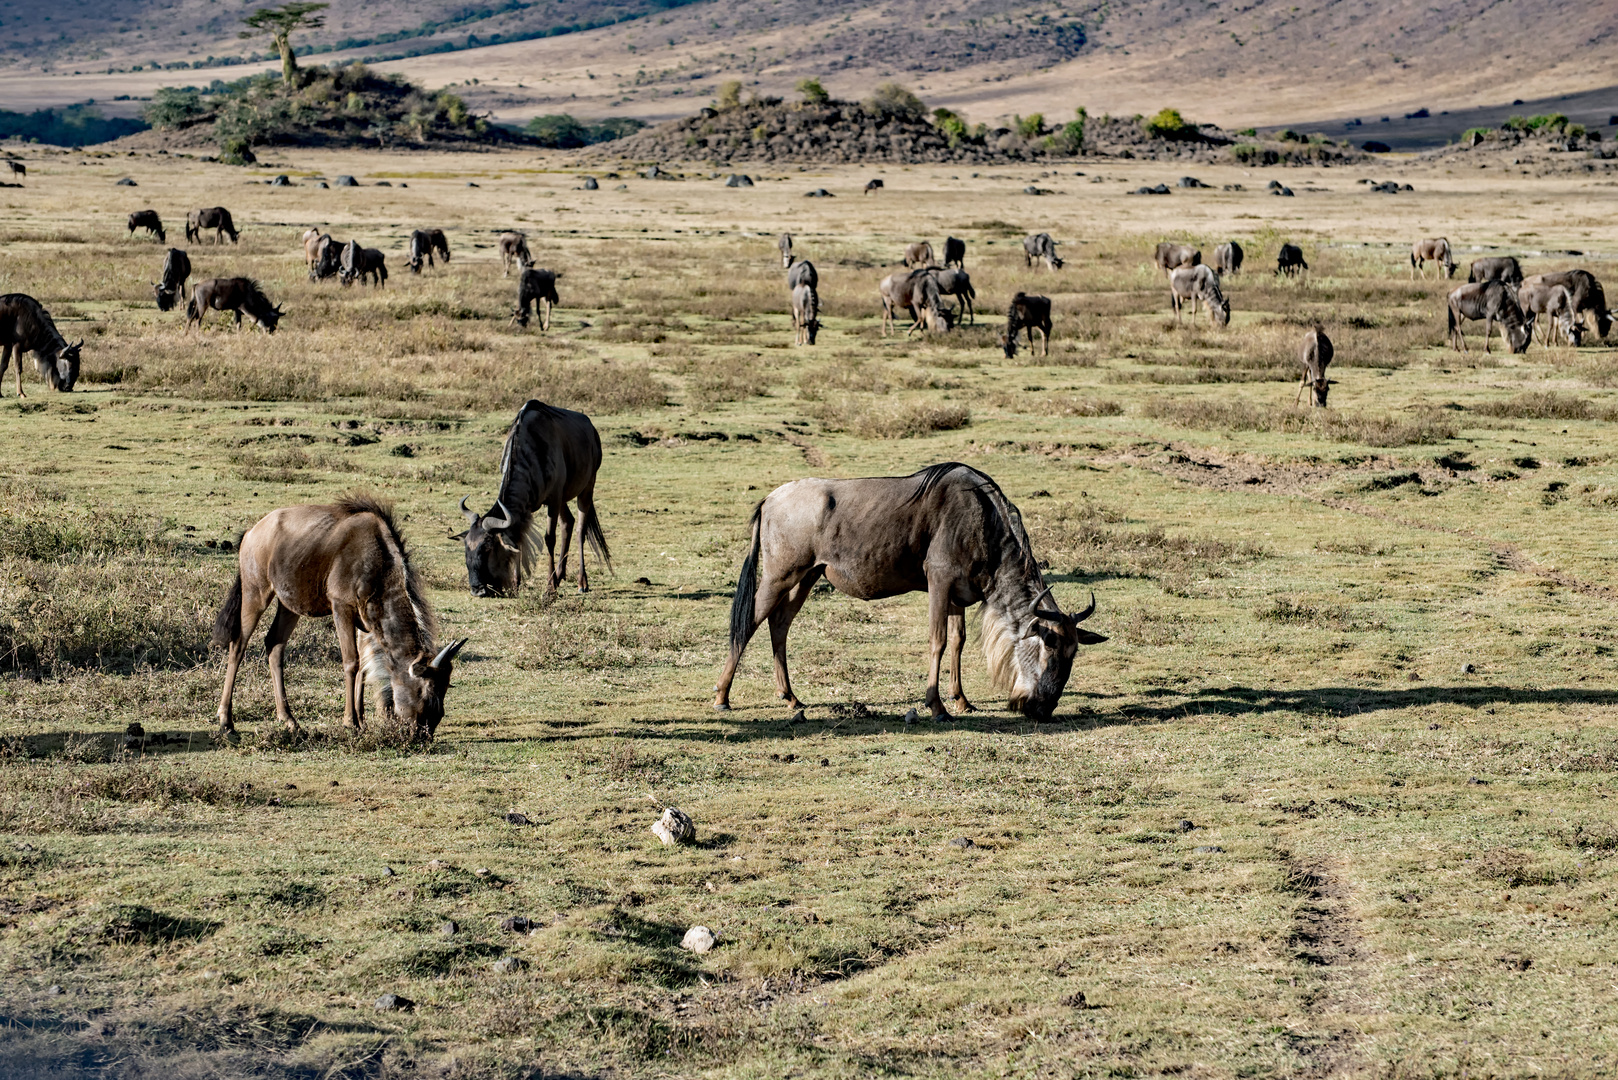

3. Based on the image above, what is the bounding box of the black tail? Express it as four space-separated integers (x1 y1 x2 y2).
728 502 764 653
580 502 611 569
212 573 243 650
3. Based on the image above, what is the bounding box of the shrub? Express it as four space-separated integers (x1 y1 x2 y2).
1015 113 1045 140
1143 107 1194 139
1046 106 1086 155
526 114 644 148
715 80 743 111
864 83 926 124
796 78 829 105
143 87 213 129
218 135 257 165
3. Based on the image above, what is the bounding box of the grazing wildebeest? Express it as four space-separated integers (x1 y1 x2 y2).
406 228 451 273
1517 279 1584 347
928 267 976 324
186 278 283 334
212 495 467 739
1296 325 1334 406
787 259 818 291
511 267 561 330
152 247 191 312
458 400 609 596
1530 269 1611 340
1468 256 1523 289
879 270 951 336
792 280 820 345
1276 243 1308 278
714 462 1106 718
1169 265 1230 327
1002 293 1053 358
1154 242 1201 277
302 228 326 273
1024 233 1063 271
309 234 342 282
127 210 165 243
0 294 82 397
1446 280 1529 353
1410 238 1456 280
864 178 884 195
186 206 238 244
943 236 966 270
339 240 387 287
4 160 23 178
778 232 794 269
904 241 936 268
499 231 533 275
1213 240 1244 276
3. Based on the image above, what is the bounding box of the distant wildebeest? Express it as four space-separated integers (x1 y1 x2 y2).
1410 238 1456 280
1446 280 1529 353
186 206 238 244
152 247 191 312
499 231 533 275
309 234 342 282
1517 279 1584 347
778 232 794 269
1213 240 1244 276
904 241 936 268
879 269 951 336
212 495 467 740
714 462 1106 718
1468 256 1523 289
186 278 283 334
512 267 561 330
1154 242 1201 277
406 228 451 273
1296 325 1334 406
0 294 82 397
792 279 820 345
1024 233 1063 271
787 259 818 291
1530 269 1610 340
1002 293 1052 358
458 400 609 596
1276 243 1308 278
928 267 975 324
4 160 23 178
127 210 165 243
943 237 966 270
1169 265 1230 327
339 240 387 287
864 178 884 195
302 228 326 273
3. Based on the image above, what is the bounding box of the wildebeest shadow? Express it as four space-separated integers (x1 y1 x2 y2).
1101 683 1618 724
15 730 221 758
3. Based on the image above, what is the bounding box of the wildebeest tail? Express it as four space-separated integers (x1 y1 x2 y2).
212 573 243 650
728 501 764 652
581 502 612 569
1446 301 1458 340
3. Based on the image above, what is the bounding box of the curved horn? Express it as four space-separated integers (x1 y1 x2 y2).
459 495 479 525
481 499 512 531
1070 591 1097 624
1028 585 1058 615
431 637 468 669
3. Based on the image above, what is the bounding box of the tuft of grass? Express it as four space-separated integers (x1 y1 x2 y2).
1142 397 1455 446
1473 392 1607 420
987 392 1123 417
812 395 971 438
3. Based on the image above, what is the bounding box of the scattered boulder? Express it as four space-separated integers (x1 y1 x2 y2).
334 175 358 187
465 181 479 188
582 176 599 190
115 178 137 186
375 180 392 187
805 188 834 197
375 993 413 1012
270 175 291 187
652 806 695 846
316 181 329 189
949 836 975 849
1369 181 1401 193
1023 185 1051 195
903 708 919 726
1272 186 1295 197
437 921 458 937
1176 819 1196 832
1222 183 1245 191
1132 184 1171 195
45 985 62 996
499 915 533 934
1462 663 1476 674
1177 176 1210 188
725 173 753 187
399 182 407 188
681 926 716 953
641 164 669 180
614 183 628 191
504 812 530 825
1267 180 1283 190
1362 141 1393 153
1194 845 1224 854
381 866 395 877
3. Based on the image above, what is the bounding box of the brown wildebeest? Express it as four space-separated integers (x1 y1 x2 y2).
792 280 820 345
1154 241 1201 277
778 232 794 269
714 462 1106 718
904 241 936 267
787 259 818 291
458 400 609 596
212 495 467 739
1410 237 1456 279
864 178 884 195
511 267 561 330
127 210 165 243
943 236 966 270
406 228 451 273
1531 269 1610 340
1214 240 1243 275
152 247 191 312
1024 233 1063 271
301 228 326 272
339 240 387 287
499 231 533 275
1296 325 1334 406
1002 292 1052 358
1276 243 1308 278
1468 256 1523 288
928 267 975 324
1169 265 1229 327
186 206 238 244
0 294 82 397
1517 279 1584 347
186 278 283 334
879 270 951 336
4 160 24 178
1446 280 1529 353
309 234 342 282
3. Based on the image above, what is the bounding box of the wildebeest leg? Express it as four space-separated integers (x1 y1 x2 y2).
575 490 600 591
216 586 271 734
553 503 577 591
1038 323 1050 358
543 505 561 592
923 583 951 718
263 604 302 732
947 604 975 713
334 607 361 731
1483 315 1495 354
713 564 806 709
541 297 552 332
767 567 822 708
0 343 12 398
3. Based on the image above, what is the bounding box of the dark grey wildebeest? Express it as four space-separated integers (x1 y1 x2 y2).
406 228 451 273
512 267 561 330
1468 256 1523 289
1296 325 1334 406
1169 265 1229 327
5 160 24 179
792 280 820 346
458 400 609 597
1002 293 1052 358
1214 240 1244 276
499 231 533 275
1530 269 1610 340
186 206 238 244
1024 233 1063 271
714 462 1106 719
1276 243 1308 278
943 236 966 270
778 233 794 269
1517 278 1584 347
864 178 884 195
1154 242 1201 278
127 210 165 243
0 294 81 396
1446 280 1529 353
339 240 387 287
152 247 191 312
904 241 936 268
928 267 975 324
186 278 283 334
1410 238 1456 279
788 259 818 291
309 234 342 282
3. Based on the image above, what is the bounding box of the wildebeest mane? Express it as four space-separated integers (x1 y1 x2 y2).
488 402 561 574
334 493 436 649
905 462 1038 574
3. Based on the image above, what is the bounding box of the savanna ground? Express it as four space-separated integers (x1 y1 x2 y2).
2 148 1618 1078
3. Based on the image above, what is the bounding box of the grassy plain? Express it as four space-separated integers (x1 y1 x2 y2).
2 147 1618 1078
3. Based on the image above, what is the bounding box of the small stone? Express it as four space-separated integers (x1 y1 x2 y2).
316 181 329 188
504 812 530 825
1061 990 1087 1008
374 993 413 1012
284 783 297 790
1462 663 1476 674
475 867 491 877
903 708 919 726
1429 723 1442 730
437 921 458 937
681 926 716 953
500 915 533 934
949 837 974 849
652 807 695 846
1176 819 1196 832
1468 776 1487 785
115 177 137 186
466 181 479 187
335 175 358 187
789 708 807 724
820 758 830 767
329 780 339 787
583 176 599 190
381 866 395 877
45 984 62 996
1194 845 1223 854
492 956 525 974
427 859 447 870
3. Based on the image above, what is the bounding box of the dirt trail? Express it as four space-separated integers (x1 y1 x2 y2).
1285 855 1371 1077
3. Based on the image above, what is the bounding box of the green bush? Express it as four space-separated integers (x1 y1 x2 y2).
218 135 257 165
864 83 926 123
933 109 968 147
715 80 743 111
796 78 829 105
144 87 214 129
1045 107 1086 155
1015 113 1045 139
524 113 645 148
1143 107 1193 139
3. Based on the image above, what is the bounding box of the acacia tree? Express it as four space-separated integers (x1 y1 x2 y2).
241 3 329 87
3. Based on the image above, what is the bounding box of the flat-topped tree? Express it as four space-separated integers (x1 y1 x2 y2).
241 3 329 87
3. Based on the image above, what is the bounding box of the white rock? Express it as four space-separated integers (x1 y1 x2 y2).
651 807 695 846
681 926 716 953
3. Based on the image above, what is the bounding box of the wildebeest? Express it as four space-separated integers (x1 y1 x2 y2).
512 267 561 330
1517 279 1584 347
1024 233 1063 271
792 279 820 345
186 278 283 334
1446 280 1529 353
0 294 82 397
879 270 951 336
943 237 966 270
714 462 1106 719
186 206 239 244
1213 241 1244 276
1154 242 1201 277
1169 265 1229 327
787 259 818 291
406 228 451 273
904 241 936 268
1410 238 1456 280
302 228 326 273
152 247 191 312
308 234 342 282
1276 243 1308 277
499 231 533 275
1002 293 1052 358
4 160 23 178
1530 269 1610 340
1296 325 1334 406
928 267 976 324
127 210 165 243
864 178 884 195
778 232 794 269
1468 256 1523 289
339 240 387 287
212 495 467 739
458 400 609 596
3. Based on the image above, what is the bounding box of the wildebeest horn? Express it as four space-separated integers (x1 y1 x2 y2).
459 495 479 525
482 499 512 530
1028 585 1060 616
1069 591 1097 624
431 637 468 669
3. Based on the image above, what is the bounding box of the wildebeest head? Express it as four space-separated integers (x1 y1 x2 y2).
153 281 180 312
1208 293 1231 328
1505 318 1530 354
255 304 285 334
44 340 82 391
1307 377 1331 407
459 496 522 597
396 638 467 739
1004 589 1106 719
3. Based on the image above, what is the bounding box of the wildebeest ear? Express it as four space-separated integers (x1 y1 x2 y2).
1075 629 1108 645
448 529 468 541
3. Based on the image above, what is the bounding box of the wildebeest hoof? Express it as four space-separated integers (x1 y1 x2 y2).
954 700 978 713
713 701 731 712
